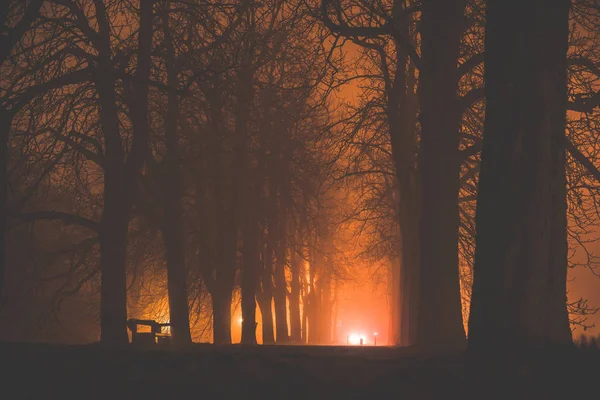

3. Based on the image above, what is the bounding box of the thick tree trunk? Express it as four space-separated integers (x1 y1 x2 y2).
273 213 289 344
385 29 420 347
417 0 467 352
388 257 401 345
258 239 275 344
204 92 236 346
289 247 302 343
301 300 308 344
93 0 129 347
398 208 419 347
212 286 233 344
241 215 259 344
99 171 130 346
256 293 275 345
161 2 192 346
306 264 320 344
95 0 154 347
468 0 572 355
320 271 332 344
0 110 11 308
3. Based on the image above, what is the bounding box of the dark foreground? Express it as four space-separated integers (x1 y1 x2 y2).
1 343 598 400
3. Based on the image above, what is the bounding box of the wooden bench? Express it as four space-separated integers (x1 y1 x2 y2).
126 319 172 346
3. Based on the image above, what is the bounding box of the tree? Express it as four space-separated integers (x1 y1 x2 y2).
417 0 467 352
0 0 44 309
467 0 573 358
159 0 192 346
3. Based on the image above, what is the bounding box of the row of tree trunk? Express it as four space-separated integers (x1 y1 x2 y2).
324 0 574 354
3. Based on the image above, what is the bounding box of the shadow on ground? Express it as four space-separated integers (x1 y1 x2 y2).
1 342 598 399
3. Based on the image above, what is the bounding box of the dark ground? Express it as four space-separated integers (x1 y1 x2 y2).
1 342 598 399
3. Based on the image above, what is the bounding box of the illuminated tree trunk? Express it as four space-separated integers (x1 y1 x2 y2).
468 0 572 356
306 257 320 344
388 257 401 345
417 0 467 352
273 208 289 344
257 238 275 344
203 86 236 345
241 214 259 344
289 245 302 343
384 22 420 346
301 296 308 344
397 210 419 347
320 269 332 344
229 41 254 344
161 1 192 346
212 284 233 344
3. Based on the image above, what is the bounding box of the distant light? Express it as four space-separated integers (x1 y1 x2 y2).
348 333 367 345
239 317 243 324
374 332 378 336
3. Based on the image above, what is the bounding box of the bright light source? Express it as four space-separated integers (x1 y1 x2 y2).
374 332 378 336
239 317 243 324
348 333 367 345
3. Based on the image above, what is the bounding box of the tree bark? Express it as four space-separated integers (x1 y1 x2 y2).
289 246 302 343
212 285 233 344
397 202 419 347
0 110 12 308
95 0 128 346
273 205 289 344
257 235 275 344
320 268 332 344
241 206 260 344
384 25 420 347
0 0 44 307
468 0 572 356
95 0 154 347
388 257 401 345
417 0 467 352
161 1 192 346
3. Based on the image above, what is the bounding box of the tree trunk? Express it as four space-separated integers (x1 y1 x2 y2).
289 247 302 343
388 257 401 345
161 1 191 346
398 207 419 347
99 170 130 346
301 300 308 344
241 214 259 344
273 211 289 344
96 23 129 346
212 286 233 344
256 293 275 345
307 262 320 344
385 27 420 347
204 88 236 346
467 0 572 356
257 238 275 344
417 0 467 352
95 0 154 347
0 110 11 308
320 270 332 344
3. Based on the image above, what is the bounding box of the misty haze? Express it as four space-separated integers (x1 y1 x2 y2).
1 1 599 399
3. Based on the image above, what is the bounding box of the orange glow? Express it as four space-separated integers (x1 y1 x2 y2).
348 333 366 345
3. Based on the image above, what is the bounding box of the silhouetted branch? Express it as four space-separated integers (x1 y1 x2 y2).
565 137 600 184
10 211 100 232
